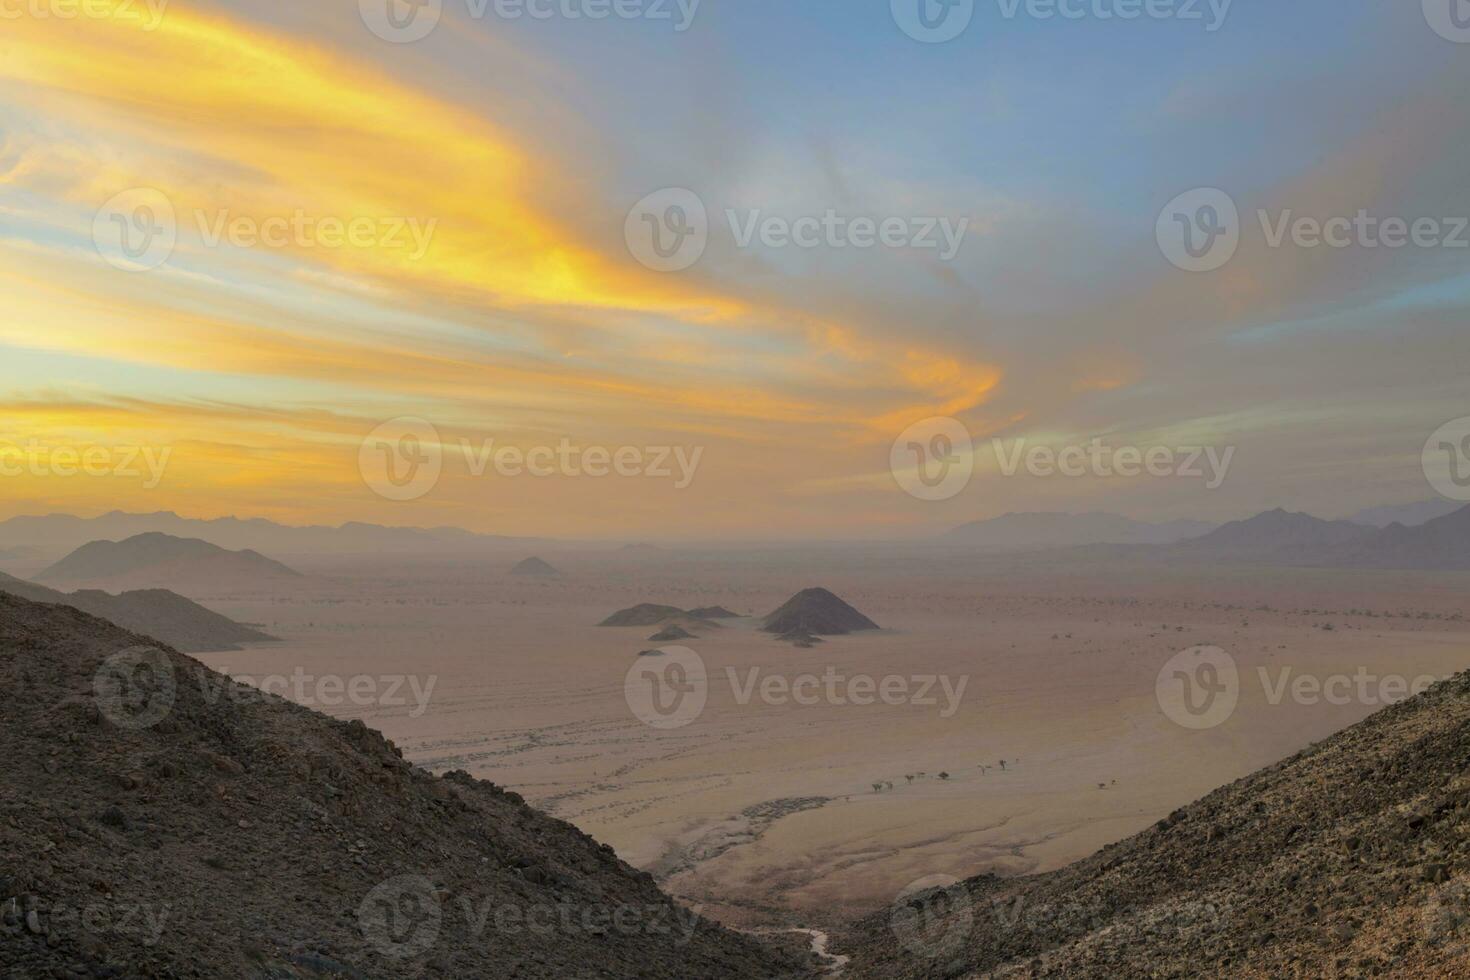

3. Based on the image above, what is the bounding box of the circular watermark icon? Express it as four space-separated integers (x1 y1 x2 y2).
1156 188 1239 273
1424 0 1470 43
624 645 707 729
1424 878 1470 945
93 645 177 730
624 188 708 272
358 875 442 959
93 188 177 272
1423 417 1470 503
891 416 974 502
889 873 973 960
892 0 975 43
1156 645 1238 730
360 0 443 42
359 417 443 502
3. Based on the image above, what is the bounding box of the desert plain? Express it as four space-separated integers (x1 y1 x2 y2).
48 544 1465 934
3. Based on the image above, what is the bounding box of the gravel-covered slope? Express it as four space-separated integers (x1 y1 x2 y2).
840 667 1470 979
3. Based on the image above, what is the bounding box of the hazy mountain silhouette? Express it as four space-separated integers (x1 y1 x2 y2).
1332 504 1470 570
1176 509 1376 563
1168 505 1470 569
762 588 879 635
0 510 542 561
1346 498 1464 528
0 571 274 653
949 512 1214 550
0 593 811 978
37 533 301 594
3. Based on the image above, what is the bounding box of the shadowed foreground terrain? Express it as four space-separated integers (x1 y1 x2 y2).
839 663 1470 978
0 592 816 979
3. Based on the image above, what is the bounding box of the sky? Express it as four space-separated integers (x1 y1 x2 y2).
1 0 1467 538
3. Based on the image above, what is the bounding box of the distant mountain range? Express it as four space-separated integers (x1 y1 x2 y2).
946 504 1470 569
1176 509 1372 563
948 512 1216 550
0 510 541 560
36 533 302 595
1174 505 1470 569
0 571 273 652
1344 498 1465 528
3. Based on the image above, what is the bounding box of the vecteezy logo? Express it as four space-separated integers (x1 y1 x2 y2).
1156 645 1238 730
891 416 974 502
624 646 708 729
359 417 443 501
1156 188 1240 273
1424 417 1470 502
889 874 974 959
892 0 974 43
93 188 177 272
1424 0 1470 43
1423 878 1470 944
360 0 442 42
358 875 442 959
624 188 708 272
93 646 177 730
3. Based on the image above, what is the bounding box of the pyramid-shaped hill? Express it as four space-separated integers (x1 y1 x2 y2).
762 588 878 635
0 592 813 978
509 556 561 577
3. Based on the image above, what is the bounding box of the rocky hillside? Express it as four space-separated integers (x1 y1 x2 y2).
0 593 816 979
0 572 274 653
839 666 1470 978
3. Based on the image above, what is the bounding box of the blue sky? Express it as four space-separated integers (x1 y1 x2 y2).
0 0 1466 535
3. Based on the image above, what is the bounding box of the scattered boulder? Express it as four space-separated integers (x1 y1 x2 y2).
648 625 695 642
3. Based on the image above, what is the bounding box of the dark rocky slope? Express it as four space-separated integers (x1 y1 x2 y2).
0 593 815 979
840 667 1470 978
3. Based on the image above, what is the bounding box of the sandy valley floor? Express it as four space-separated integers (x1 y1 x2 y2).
168 546 1470 930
